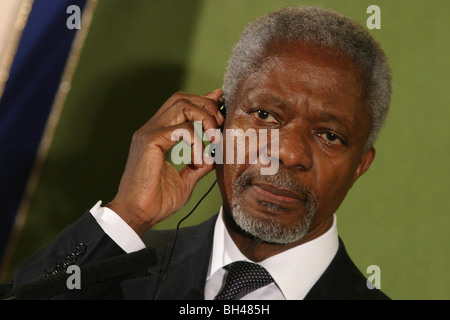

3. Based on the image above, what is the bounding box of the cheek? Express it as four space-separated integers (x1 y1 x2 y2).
216 163 245 211
313 159 357 213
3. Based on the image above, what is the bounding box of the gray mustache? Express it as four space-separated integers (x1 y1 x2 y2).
235 167 318 208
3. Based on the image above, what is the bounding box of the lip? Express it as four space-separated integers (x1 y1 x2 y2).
250 183 304 203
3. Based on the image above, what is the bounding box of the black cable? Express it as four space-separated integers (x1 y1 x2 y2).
154 179 217 299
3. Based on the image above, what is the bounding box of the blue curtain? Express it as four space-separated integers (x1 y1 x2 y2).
0 0 87 261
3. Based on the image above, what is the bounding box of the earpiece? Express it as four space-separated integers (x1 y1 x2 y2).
210 99 226 157
218 98 227 131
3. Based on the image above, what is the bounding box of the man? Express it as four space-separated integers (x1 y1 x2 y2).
8 6 391 300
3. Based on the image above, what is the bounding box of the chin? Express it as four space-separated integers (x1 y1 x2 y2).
230 197 315 245
226 165 319 244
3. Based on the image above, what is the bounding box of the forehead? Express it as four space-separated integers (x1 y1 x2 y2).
237 41 367 115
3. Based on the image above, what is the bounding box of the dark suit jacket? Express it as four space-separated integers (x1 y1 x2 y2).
10 212 389 300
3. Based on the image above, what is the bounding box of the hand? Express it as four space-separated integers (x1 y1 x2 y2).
106 89 224 236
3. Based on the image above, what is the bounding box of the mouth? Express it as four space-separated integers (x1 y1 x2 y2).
250 183 305 204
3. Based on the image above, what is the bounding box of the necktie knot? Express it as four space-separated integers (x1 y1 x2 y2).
215 261 274 300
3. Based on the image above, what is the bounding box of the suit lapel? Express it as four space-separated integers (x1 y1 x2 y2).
304 238 390 300
304 238 356 300
120 215 217 300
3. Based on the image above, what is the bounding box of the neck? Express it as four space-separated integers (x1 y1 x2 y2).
222 208 333 262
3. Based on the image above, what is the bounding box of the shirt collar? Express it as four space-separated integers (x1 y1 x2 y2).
207 207 339 300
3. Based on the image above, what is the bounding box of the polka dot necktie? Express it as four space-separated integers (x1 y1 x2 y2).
215 261 274 300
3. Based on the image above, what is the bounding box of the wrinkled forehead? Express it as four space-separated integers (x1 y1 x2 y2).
234 41 367 110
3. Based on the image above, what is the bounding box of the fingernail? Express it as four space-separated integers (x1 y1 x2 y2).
217 110 224 122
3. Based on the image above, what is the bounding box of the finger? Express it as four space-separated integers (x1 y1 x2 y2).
139 122 202 158
204 88 223 100
179 160 214 193
182 124 205 168
187 90 224 125
165 124 207 170
166 91 224 128
166 98 220 137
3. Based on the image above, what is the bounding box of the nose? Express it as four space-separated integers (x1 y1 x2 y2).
275 126 313 171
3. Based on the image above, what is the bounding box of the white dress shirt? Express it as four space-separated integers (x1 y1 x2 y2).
90 201 339 300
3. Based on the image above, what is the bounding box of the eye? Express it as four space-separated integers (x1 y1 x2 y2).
251 110 278 123
317 132 345 145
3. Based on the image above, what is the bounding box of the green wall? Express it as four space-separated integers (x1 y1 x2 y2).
4 0 449 300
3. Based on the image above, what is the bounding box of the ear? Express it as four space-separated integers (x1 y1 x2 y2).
351 147 376 186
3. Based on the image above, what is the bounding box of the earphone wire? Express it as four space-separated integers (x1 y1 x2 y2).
154 179 217 300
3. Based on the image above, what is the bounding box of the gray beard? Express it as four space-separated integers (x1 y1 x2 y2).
230 168 318 244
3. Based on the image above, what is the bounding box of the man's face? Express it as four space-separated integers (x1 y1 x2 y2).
216 41 375 245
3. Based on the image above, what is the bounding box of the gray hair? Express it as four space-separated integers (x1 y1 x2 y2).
222 6 392 150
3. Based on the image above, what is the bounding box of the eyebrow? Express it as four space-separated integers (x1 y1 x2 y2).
317 110 352 131
247 90 354 131
249 91 289 110
268 95 285 106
